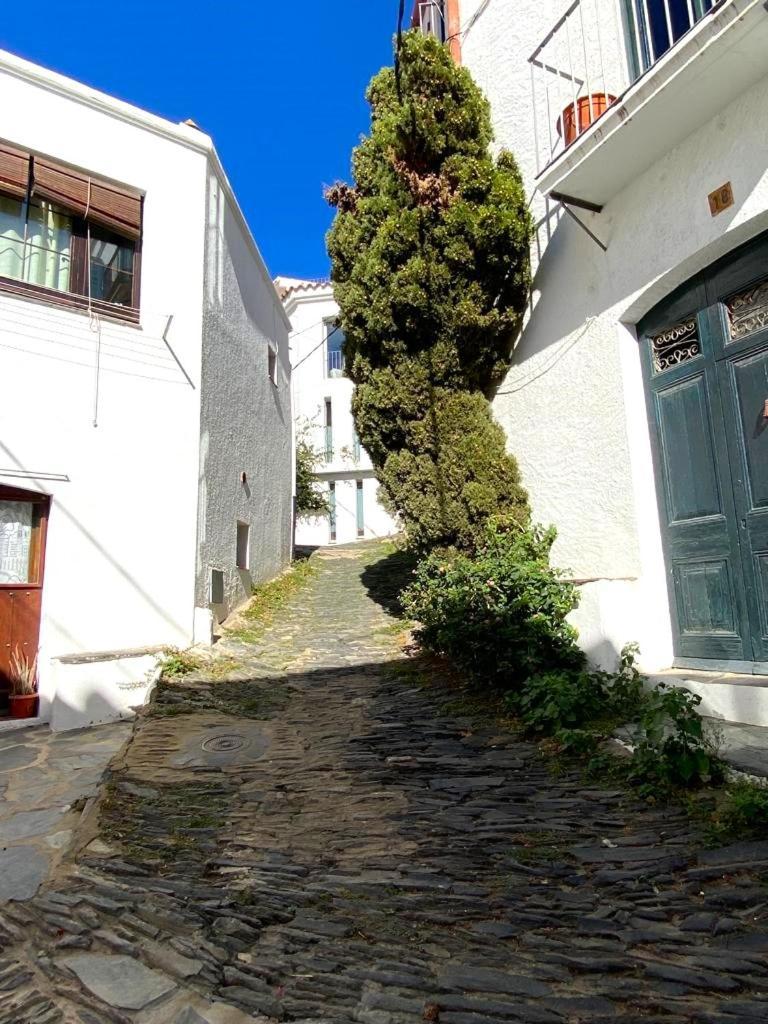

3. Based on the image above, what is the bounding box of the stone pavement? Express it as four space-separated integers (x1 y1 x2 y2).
0 723 130 904
2 542 768 1023
715 721 768 779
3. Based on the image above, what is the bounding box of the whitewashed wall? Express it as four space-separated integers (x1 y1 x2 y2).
0 56 208 727
283 283 399 546
196 173 293 637
0 50 292 728
458 1 768 670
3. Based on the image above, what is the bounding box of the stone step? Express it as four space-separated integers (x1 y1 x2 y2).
650 671 768 728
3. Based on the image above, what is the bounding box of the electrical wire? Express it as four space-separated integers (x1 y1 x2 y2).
290 323 342 372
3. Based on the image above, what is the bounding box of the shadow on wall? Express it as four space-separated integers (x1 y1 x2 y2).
50 654 160 732
0 440 189 638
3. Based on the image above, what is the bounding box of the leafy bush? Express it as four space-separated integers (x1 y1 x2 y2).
628 683 723 790
401 521 583 687
514 670 605 736
327 31 532 551
161 648 201 677
706 781 768 842
295 428 330 520
505 644 721 793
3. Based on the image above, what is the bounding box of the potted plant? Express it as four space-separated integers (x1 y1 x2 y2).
557 92 617 147
9 649 39 719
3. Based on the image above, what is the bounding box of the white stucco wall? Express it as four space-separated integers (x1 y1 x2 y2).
196 172 293 635
0 55 210 726
458 0 768 671
282 283 399 547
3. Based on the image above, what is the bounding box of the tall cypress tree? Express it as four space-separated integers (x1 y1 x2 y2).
327 30 532 551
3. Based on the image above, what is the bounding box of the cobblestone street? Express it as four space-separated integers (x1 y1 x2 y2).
2 542 768 1023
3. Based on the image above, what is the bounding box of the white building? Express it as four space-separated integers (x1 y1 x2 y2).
277 278 399 546
413 1 768 717
0 50 293 730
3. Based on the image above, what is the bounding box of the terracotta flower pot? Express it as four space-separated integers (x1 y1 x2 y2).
557 93 617 147
9 694 38 719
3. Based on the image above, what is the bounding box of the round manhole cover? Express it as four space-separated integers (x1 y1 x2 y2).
201 734 248 753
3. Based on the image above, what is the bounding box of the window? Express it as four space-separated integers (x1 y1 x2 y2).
210 569 225 606
268 345 278 385
623 0 713 78
236 521 250 570
356 480 364 538
0 498 46 585
0 142 142 321
329 482 337 542
352 429 361 462
413 1 445 41
324 398 333 462
326 320 345 375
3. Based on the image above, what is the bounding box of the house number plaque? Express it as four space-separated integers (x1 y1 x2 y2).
708 182 734 217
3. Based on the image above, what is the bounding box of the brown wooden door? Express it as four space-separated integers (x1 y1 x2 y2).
0 487 49 707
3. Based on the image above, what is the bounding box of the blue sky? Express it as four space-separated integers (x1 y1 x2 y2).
0 1 398 279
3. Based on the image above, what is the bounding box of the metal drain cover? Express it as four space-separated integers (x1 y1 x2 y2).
202 734 247 753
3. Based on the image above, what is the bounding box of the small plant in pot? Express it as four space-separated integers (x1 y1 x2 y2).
9 649 39 719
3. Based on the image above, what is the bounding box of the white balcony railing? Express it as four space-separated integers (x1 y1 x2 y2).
412 1 446 41
530 0 716 176
327 349 345 376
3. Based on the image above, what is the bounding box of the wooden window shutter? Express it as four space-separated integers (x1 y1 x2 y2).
33 158 142 240
0 143 31 199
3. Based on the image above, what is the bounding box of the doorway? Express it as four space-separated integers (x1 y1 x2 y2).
0 486 49 713
639 233 768 670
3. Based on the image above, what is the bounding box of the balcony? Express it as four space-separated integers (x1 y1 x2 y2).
530 0 768 207
327 349 345 377
411 1 446 41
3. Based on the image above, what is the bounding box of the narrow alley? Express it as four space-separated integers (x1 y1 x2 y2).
2 543 768 1024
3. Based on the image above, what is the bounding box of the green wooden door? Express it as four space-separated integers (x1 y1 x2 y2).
639 233 768 668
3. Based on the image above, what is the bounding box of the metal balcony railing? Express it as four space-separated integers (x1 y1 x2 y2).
327 349 345 376
412 0 446 41
530 0 716 174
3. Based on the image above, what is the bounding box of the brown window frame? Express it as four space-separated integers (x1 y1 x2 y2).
0 486 50 591
0 145 143 325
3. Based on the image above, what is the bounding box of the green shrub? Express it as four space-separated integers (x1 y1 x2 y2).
401 520 583 687
514 669 606 736
505 644 721 793
628 684 724 791
295 427 330 520
706 781 768 842
161 648 201 677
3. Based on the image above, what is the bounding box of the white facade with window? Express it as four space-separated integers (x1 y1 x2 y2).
421 1 768 715
278 279 399 547
0 49 292 730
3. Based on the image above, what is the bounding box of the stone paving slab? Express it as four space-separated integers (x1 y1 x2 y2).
1 543 768 1023
714 720 768 778
0 722 130 907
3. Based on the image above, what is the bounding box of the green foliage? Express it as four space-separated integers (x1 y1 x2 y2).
628 684 724 791
401 520 584 687
705 781 768 843
160 648 201 678
295 429 330 520
506 644 722 794
327 30 532 551
515 670 607 737
228 556 317 643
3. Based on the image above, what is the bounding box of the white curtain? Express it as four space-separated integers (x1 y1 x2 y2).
0 502 32 584
24 201 71 291
0 195 25 282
